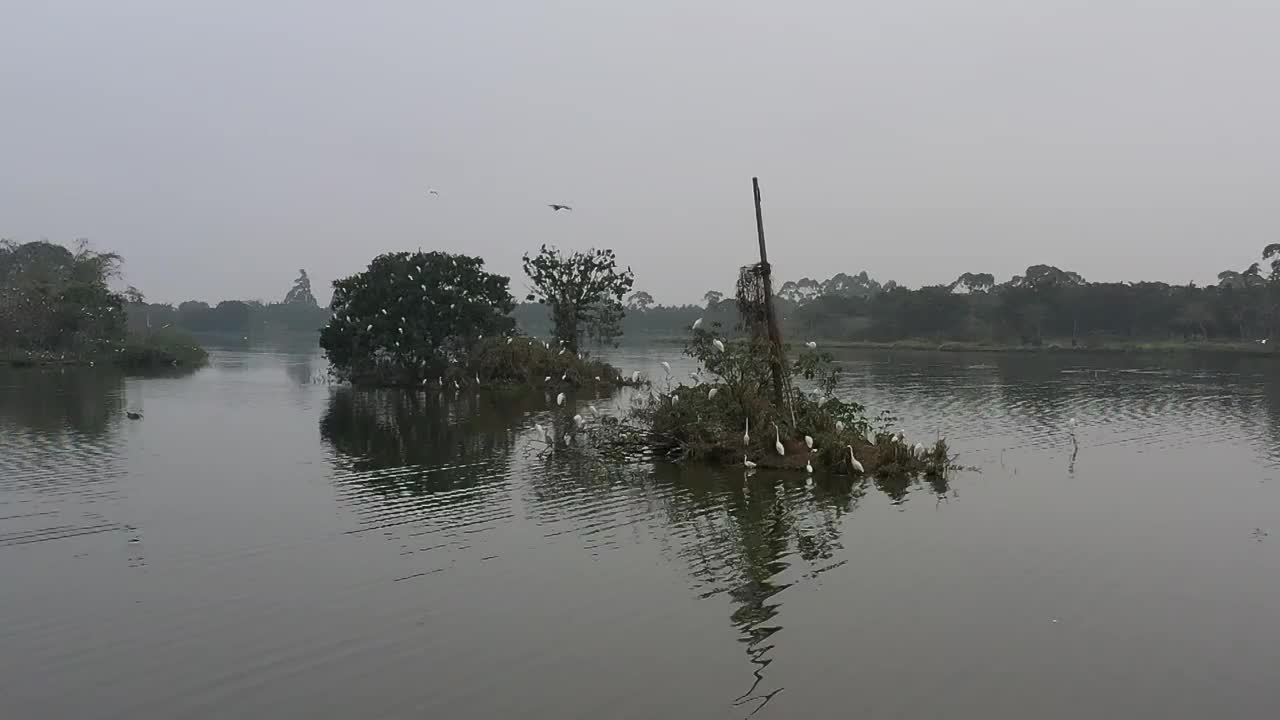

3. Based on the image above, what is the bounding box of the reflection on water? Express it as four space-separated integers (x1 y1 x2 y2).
2 349 1280 718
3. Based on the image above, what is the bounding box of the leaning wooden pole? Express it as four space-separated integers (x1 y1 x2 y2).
752 177 787 407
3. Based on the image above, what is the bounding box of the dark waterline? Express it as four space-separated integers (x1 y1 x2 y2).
2 348 1279 718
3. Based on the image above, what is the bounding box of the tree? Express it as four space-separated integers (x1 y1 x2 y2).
321 251 515 382
0 239 128 353
627 290 655 311
948 272 995 294
283 269 318 307
522 245 635 351
703 290 724 308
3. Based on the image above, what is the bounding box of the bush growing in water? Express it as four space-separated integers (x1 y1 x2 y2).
566 323 953 478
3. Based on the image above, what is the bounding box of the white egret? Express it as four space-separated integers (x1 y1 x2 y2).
507 337 513 344
913 442 925 457
558 349 566 356
588 404 599 416
561 372 568 381
475 374 481 385
835 420 845 433
772 423 785 456
573 414 585 428
744 417 750 446
805 341 817 349
708 388 719 400
743 456 757 469
661 361 671 374
806 459 813 474
594 376 601 382
381 309 388 316
712 339 725 352
366 324 374 332
692 318 703 330
556 392 566 406
672 395 679 404
846 446 865 473
544 376 552 383
804 435 814 449
453 381 460 389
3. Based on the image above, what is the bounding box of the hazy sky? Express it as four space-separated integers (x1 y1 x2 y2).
3 1 1278 306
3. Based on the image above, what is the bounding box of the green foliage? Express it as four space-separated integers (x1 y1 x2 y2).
115 330 209 369
320 250 516 384
521 245 635 351
628 326 879 468
0 239 129 355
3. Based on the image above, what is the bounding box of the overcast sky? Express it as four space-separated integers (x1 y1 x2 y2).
3 1 1278 305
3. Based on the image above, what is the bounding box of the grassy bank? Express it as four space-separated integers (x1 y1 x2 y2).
4 330 209 370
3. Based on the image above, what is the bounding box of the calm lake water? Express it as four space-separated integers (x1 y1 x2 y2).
3 346 1279 718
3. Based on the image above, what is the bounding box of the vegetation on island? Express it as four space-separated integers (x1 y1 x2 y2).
319 248 637 389
521 245 635 351
0 239 206 369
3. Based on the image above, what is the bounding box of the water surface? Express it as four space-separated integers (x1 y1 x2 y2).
2 348 1279 718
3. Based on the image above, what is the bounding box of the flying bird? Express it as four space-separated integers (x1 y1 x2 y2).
126 411 143 420
428 189 440 196
548 204 573 212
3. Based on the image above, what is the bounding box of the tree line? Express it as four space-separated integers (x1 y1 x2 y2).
612 247 1280 346
125 269 331 338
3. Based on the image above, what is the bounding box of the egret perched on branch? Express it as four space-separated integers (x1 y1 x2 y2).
835 420 845 433
772 422 785 456
556 392 566 406
804 435 814 449
631 371 641 383
544 376 552 383
712 339 725 353
913 442 925 458
661 361 671 374
846 446 865 473
806 459 813 474
573 414 585 428
708 388 718 400
692 318 703 330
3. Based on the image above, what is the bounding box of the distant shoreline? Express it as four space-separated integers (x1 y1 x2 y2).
618 336 1277 358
